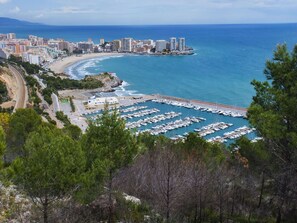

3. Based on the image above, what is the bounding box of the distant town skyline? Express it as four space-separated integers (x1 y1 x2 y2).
0 0 297 25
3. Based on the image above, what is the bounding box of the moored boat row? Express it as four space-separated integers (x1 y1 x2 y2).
223 126 255 140
121 108 160 119
195 122 233 137
120 106 148 113
126 111 181 129
139 116 205 135
152 99 246 118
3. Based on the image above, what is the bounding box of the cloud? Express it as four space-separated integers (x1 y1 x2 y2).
10 6 20 13
35 13 44 18
0 0 10 4
52 6 98 14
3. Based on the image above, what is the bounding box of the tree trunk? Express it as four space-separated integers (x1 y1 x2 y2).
276 207 282 223
108 169 113 223
166 161 171 223
199 186 202 223
258 172 265 208
43 196 48 223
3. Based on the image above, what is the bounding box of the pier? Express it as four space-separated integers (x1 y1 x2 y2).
152 94 247 116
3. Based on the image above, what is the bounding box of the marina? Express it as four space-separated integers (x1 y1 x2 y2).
83 95 257 144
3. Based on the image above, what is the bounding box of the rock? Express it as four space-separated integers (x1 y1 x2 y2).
84 72 123 90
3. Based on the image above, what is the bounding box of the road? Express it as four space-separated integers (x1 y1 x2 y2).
8 64 28 111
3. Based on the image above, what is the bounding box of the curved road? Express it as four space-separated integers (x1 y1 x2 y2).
8 64 28 111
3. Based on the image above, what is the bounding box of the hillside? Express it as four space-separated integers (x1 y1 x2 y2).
0 17 43 26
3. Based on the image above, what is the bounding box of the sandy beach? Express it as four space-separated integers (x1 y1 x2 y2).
48 52 123 74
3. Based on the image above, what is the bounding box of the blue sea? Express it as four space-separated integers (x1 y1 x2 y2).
2 24 297 107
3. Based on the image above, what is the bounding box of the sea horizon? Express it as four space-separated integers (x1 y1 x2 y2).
2 23 297 107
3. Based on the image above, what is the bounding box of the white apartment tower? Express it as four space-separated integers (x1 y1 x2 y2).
170 37 177 51
121 38 132 52
7 33 16 39
155 40 167 52
178 37 186 51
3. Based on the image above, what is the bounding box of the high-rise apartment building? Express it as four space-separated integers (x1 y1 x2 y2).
170 37 177 51
155 40 167 52
121 38 132 52
178 38 186 51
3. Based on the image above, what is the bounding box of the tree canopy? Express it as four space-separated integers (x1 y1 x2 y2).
247 44 297 222
12 125 85 223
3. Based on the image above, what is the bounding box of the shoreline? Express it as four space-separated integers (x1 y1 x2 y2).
49 53 248 112
48 52 124 74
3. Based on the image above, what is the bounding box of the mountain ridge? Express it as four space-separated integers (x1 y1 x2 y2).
0 17 44 26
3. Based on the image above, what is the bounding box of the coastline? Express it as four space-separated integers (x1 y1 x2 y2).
48 52 123 74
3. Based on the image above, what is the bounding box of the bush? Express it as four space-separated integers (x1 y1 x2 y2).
0 81 8 104
69 97 75 112
56 111 71 126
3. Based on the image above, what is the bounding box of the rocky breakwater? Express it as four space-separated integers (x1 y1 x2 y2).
84 72 123 92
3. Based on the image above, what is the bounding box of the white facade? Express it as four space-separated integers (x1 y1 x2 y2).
28 54 40 65
155 40 167 52
23 52 40 64
178 38 186 51
0 48 10 59
88 97 119 107
170 37 177 51
121 38 132 52
7 33 16 40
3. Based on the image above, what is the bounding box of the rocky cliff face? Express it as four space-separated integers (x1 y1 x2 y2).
84 72 123 91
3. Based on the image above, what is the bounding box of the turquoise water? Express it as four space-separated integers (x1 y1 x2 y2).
61 24 297 107
2 24 297 106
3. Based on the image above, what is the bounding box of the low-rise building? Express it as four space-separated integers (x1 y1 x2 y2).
87 97 119 107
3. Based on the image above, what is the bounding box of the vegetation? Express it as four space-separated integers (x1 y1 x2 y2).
25 75 42 112
81 107 139 222
0 45 296 222
69 96 75 112
42 87 54 105
6 109 42 160
0 81 9 104
0 106 13 114
40 75 103 105
40 74 103 90
56 111 71 126
247 44 297 222
8 55 42 75
11 125 85 223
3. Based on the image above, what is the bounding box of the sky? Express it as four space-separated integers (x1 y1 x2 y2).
0 0 297 25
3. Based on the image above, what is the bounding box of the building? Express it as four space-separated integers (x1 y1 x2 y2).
112 40 121 52
22 53 40 65
47 39 60 50
0 48 10 59
170 37 177 51
78 42 94 53
178 38 186 51
121 38 132 52
0 42 6 49
155 40 167 52
143 39 154 46
6 33 16 39
0 34 7 41
87 97 119 107
100 38 105 45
